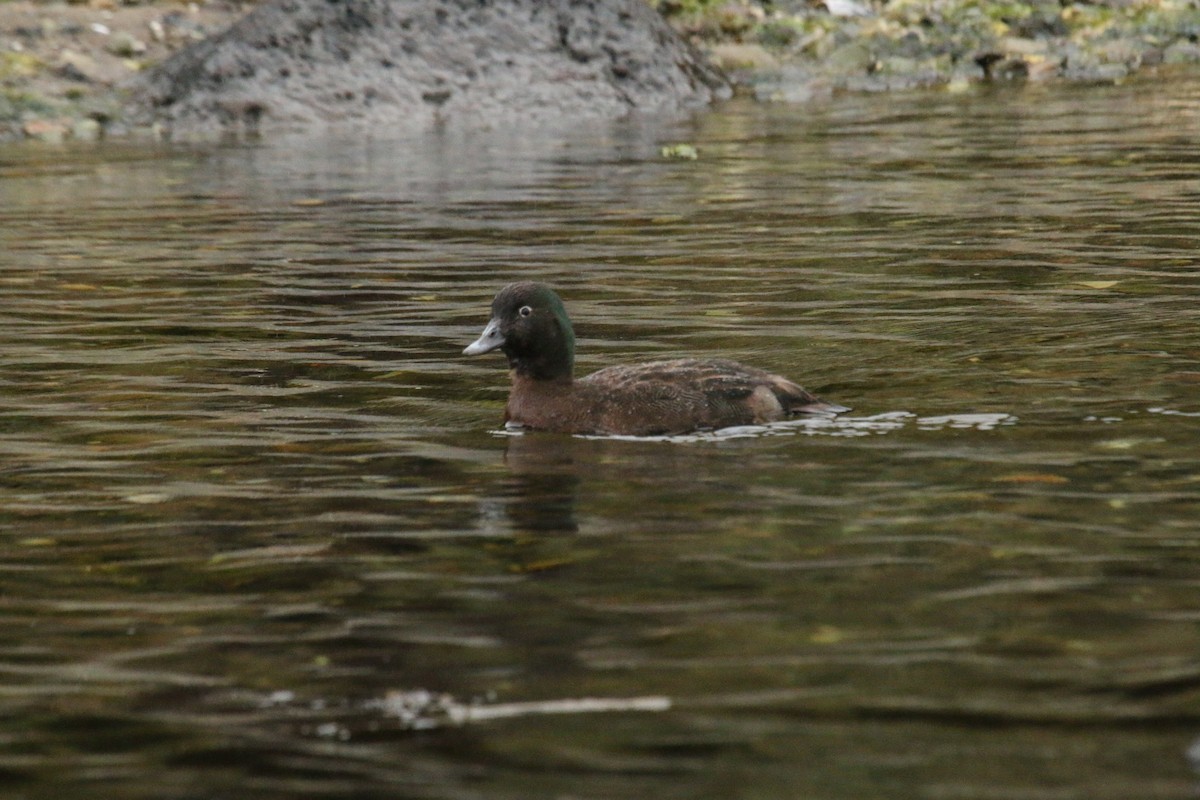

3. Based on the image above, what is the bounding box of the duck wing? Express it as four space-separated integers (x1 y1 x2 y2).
579 358 846 435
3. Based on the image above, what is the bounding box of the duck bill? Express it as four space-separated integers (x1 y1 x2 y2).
463 318 505 355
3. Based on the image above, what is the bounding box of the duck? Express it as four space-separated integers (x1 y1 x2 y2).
463 282 849 436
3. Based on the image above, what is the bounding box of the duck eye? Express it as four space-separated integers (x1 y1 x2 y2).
518 306 532 317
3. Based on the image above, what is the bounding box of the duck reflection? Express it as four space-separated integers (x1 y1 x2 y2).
492 431 740 537
495 433 585 534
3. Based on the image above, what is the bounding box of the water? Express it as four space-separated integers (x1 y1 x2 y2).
2 75 1200 799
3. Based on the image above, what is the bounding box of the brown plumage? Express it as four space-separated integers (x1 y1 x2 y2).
463 282 848 436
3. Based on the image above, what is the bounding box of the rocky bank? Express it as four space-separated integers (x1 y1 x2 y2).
2 0 1199 141
127 0 729 138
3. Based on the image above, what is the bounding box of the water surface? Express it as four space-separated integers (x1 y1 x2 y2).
3 77 1200 799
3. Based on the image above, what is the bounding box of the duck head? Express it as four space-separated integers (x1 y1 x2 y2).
463 282 576 381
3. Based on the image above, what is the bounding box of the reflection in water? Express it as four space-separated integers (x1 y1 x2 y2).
492 411 1020 535
499 433 583 534
2 77 1200 799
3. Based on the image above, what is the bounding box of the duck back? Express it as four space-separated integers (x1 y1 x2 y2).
504 358 844 436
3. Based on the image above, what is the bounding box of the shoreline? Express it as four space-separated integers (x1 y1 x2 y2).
2 0 1199 142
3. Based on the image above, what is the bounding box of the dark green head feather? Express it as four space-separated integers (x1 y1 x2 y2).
464 282 576 381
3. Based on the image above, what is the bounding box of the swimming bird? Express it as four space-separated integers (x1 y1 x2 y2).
463 282 848 435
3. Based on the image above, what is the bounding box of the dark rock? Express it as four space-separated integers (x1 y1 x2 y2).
975 52 1032 81
126 0 729 138
973 51 1004 75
